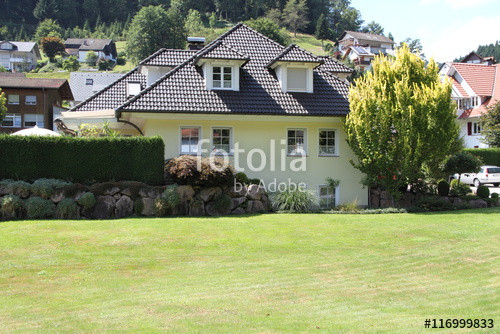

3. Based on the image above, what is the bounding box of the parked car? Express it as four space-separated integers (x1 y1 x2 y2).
454 165 500 187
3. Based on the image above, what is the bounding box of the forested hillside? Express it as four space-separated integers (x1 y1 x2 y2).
0 0 376 43
454 41 500 63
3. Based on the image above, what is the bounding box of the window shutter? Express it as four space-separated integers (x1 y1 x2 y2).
467 122 472 135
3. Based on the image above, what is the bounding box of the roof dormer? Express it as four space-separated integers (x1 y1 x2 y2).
267 44 323 93
194 41 249 91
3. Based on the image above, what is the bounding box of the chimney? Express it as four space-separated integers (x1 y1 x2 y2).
187 37 206 50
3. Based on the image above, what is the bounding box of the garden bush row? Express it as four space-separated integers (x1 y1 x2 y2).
0 135 165 185
464 148 500 166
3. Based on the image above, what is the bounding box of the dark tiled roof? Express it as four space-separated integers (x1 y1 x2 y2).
195 40 249 62
318 56 353 73
0 77 73 100
118 24 349 116
267 44 323 68
70 69 146 111
139 49 197 66
64 38 113 51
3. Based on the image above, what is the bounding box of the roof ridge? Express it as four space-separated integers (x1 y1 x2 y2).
139 48 167 65
266 43 322 68
237 23 287 48
69 67 141 111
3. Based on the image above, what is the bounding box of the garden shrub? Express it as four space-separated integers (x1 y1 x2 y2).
25 196 55 219
464 148 500 166
77 192 96 210
410 179 435 195
1 195 25 219
336 199 360 212
235 172 250 185
249 178 262 185
491 193 499 201
415 196 454 211
55 198 80 219
165 156 234 188
0 179 31 198
449 179 472 197
270 186 317 213
476 185 490 199
31 178 71 199
437 180 450 196
0 136 164 185
155 185 180 216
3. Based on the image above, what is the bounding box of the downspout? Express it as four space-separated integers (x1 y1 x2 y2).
115 109 144 136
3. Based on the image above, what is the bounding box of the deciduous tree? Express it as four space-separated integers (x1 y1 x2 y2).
34 19 63 43
361 21 384 35
126 5 186 64
282 0 309 37
184 9 204 35
480 101 500 147
40 36 65 61
344 45 460 196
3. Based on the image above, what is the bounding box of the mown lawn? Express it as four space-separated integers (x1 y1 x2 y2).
0 209 498 333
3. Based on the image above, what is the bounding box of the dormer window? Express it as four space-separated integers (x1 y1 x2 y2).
127 82 141 97
213 66 232 89
287 67 308 92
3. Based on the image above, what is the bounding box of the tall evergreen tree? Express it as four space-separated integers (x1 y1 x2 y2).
315 13 330 45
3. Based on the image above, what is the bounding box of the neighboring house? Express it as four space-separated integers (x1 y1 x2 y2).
0 41 41 71
64 38 117 63
69 72 125 107
59 23 366 206
0 74 73 134
335 31 395 71
441 62 500 148
459 51 495 65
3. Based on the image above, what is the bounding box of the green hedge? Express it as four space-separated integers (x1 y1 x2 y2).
464 148 500 166
0 136 165 185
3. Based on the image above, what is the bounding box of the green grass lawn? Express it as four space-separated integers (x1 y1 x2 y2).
26 72 71 80
289 32 332 56
0 209 498 333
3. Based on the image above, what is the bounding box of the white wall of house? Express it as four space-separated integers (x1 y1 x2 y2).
79 50 114 63
458 118 488 148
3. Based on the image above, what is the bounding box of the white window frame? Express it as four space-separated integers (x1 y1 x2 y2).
25 95 37 105
8 94 20 105
179 126 202 155
86 78 94 85
211 126 233 155
472 121 481 135
23 114 44 128
127 81 142 97
287 128 307 156
212 66 233 90
1 113 22 128
318 128 338 156
318 184 339 209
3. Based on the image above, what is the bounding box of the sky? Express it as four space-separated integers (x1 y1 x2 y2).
350 0 500 62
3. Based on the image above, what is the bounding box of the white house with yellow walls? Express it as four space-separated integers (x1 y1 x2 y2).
60 24 367 207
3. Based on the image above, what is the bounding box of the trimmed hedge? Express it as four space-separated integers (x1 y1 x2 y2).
464 148 500 166
0 135 164 185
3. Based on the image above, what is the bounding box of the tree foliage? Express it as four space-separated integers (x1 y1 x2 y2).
34 19 63 43
282 0 309 37
126 5 187 64
315 13 330 44
0 89 6 123
62 55 80 71
244 17 291 46
40 36 65 60
327 0 363 41
481 101 500 147
443 151 482 182
399 38 424 58
361 21 384 35
344 45 460 195
184 9 204 35
85 51 98 66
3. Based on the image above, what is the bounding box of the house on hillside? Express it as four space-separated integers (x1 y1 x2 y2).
0 41 41 71
335 31 395 71
441 62 500 148
64 38 117 63
58 23 366 207
0 74 73 133
459 51 495 65
69 72 124 107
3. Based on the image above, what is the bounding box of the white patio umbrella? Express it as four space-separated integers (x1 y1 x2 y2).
11 125 62 137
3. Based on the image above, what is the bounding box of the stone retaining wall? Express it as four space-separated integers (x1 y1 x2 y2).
0 181 272 220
